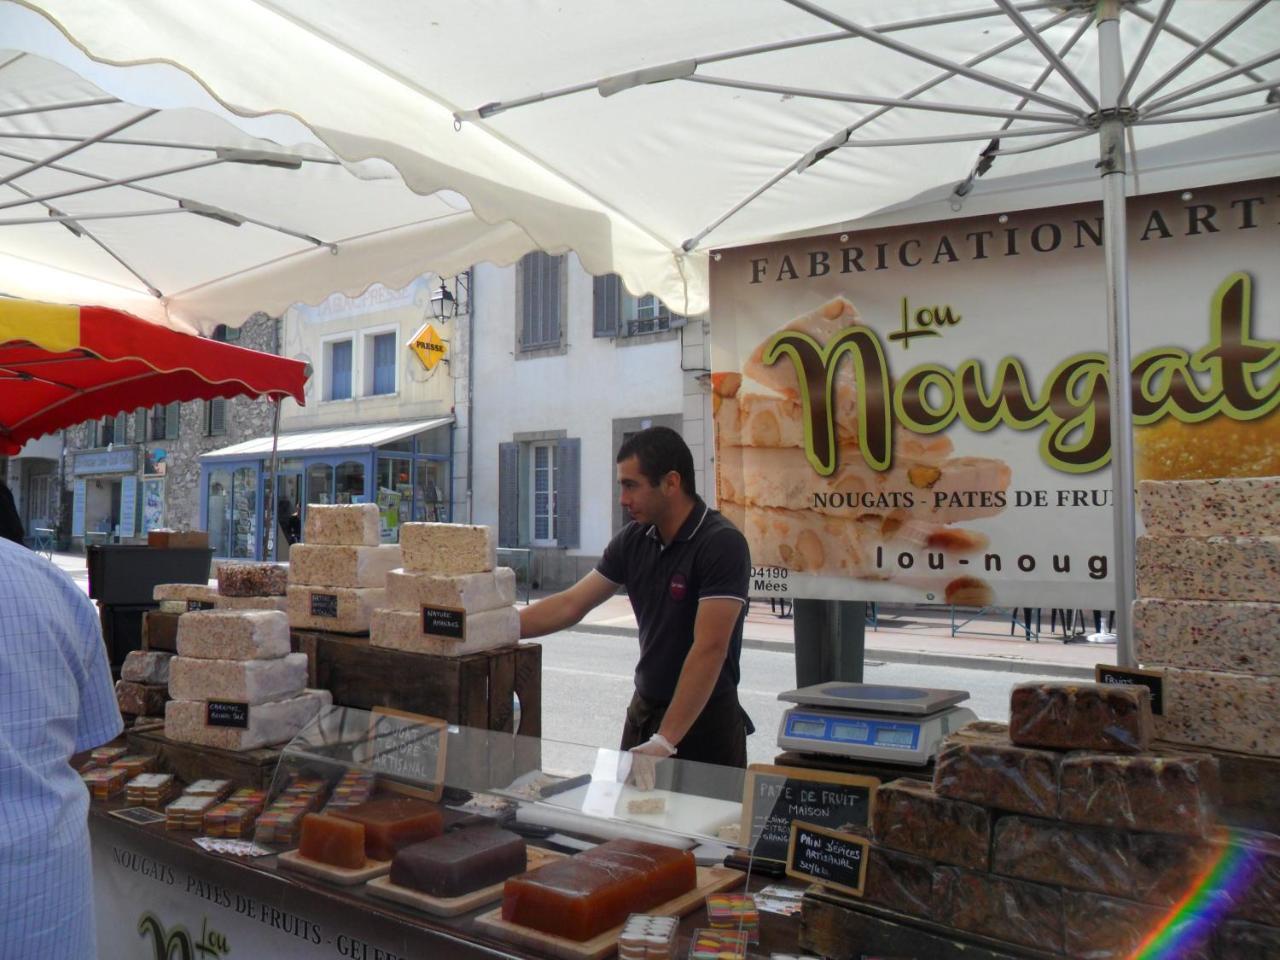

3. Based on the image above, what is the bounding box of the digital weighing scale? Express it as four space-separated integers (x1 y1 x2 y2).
777 682 977 766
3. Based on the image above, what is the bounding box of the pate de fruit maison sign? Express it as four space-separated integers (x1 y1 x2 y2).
710 178 1279 608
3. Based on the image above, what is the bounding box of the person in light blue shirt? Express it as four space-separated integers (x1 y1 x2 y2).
0 536 123 958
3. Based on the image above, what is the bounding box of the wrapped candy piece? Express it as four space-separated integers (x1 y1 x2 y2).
705 894 759 940
1009 682 1152 753
933 866 1064 953
871 779 990 870
863 846 935 921
81 766 129 801
165 795 218 831
688 929 750 960
1063 891 1211 960
1057 750 1218 836
619 914 678 960
932 721 1059 818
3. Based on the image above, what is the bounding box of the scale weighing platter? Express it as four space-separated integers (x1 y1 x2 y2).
776 682 974 766
779 682 969 716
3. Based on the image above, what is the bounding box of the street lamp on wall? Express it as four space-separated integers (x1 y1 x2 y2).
427 271 470 321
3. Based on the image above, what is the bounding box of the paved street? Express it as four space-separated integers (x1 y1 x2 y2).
538 629 1069 768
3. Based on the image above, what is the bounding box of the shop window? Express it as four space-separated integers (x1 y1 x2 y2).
326 339 353 400
517 252 564 351
335 460 365 504
206 397 227 436
306 463 335 506
365 330 397 396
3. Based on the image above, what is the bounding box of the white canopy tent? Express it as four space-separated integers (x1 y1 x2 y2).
11 0 1280 662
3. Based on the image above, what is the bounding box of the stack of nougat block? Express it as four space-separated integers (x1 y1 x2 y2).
1134 476 1280 756
857 681 1280 959
152 561 289 613
115 650 174 719
371 522 520 656
286 504 398 634
164 609 330 751
711 296 1013 608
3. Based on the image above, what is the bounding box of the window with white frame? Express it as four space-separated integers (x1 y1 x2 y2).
325 337 354 401
530 441 557 545
363 329 398 396
592 274 682 337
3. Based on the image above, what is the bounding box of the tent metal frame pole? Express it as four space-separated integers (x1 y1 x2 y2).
837 124 1082 148
0 156 224 212
1117 0 1175 103
1129 3 1275 88
0 96 118 119
1143 78 1280 119
680 7 1075 252
267 398 282 562
1097 0 1136 667
993 0 1098 110
1140 102 1280 125
0 108 157 189
1138 49 1280 116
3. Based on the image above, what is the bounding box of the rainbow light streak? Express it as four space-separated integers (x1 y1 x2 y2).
1129 830 1262 960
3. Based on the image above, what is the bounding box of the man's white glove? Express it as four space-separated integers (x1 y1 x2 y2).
627 734 676 790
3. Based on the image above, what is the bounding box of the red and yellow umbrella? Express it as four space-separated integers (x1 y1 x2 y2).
0 300 309 454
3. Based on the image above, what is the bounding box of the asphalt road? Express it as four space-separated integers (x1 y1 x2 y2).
536 629 1068 768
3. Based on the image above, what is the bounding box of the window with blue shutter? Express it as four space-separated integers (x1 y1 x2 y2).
371 332 396 395
329 339 353 400
555 437 581 549
519 252 562 349
593 275 621 337
498 442 519 547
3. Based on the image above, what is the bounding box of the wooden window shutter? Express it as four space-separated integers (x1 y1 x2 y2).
207 397 227 436
165 402 180 439
498 442 519 547
593 274 621 337
554 437 581 549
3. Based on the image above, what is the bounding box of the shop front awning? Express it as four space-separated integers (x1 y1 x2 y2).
200 417 453 462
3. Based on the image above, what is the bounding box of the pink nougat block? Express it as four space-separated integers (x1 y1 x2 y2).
399 522 496 576
286 585 386 634
304 503 382 546
176 610 290 661
287 543 402 588
1154 667 1280 756
370 605 519 656
1134 599 1280 676
1138 477 1280 538
168 653 308 705
164 690 332 751
385 567 515 614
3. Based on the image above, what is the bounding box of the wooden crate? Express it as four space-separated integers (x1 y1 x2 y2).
292 631 542 790
127 726 283 791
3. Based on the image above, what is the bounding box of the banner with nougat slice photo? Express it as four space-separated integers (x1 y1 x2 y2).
709 178 1280 607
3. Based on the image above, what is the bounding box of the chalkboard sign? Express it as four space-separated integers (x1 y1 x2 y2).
358 707 448 801
786 821 869 897
1096 664 1165 716
740 764 878 865
422 605 465 639
310 592 339 618
206 700 250 729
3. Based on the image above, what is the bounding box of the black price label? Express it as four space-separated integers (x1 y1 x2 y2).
422 605 465 640
1096 664 1165 716
310 592 339 618
206 700 250 729
187 600 216 611
786 822 868 897
740 764 878 865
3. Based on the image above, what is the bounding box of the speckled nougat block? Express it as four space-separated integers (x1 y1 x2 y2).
217 562 288 596
153 582 218 604
168 653 308 705
1139 477 1280 537
176 609 290 661
1154 666 1280 755
1136 536 1280 602
370 605 519 657
287 543 402 588
286 585 386 634
304 503 382 546
164 689 331 751
385 568 515 613
399 523 496 576
1134 598 1280 675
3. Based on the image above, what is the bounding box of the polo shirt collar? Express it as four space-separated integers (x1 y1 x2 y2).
646 498 709 547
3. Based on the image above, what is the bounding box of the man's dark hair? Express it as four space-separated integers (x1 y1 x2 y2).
0 479 25 546
617 426 696 496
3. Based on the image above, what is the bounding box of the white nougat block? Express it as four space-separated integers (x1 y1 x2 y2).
304 503 382 546
153 582 218 604
286 585 386 634
1139 477 1280 538
164 689 332 751
1136 535 1280 602
168 652 308 705
176 610 290 661
385 567 516 614
1154 667 1280 756
399 522 496 576
370 605 519 657
288 543 402 588
1134 598 1280 676
214 595 289 612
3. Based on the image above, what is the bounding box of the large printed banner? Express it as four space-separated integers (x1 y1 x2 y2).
710 179 1279 607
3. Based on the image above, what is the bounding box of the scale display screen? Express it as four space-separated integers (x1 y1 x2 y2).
789 719 827 738
875 728 916 747
831 721 871 742
784 712 920 750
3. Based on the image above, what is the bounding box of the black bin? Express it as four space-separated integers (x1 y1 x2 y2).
86 545 214 605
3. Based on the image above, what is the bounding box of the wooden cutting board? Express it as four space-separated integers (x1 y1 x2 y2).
473 864 744 960
365 847 566 917
277 849 391 886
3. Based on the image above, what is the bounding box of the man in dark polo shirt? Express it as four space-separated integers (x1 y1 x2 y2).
519 426 752 768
